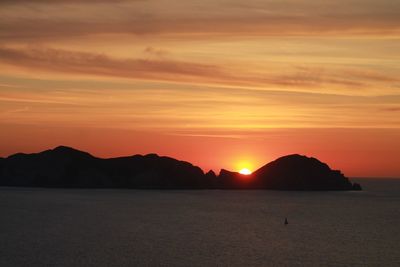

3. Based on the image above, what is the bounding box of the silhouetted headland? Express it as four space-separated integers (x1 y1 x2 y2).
0 146 361 190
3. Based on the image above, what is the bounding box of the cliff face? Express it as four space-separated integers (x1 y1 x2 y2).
0 147 361 190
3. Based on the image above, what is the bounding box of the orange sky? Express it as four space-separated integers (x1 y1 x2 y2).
1 0 399 177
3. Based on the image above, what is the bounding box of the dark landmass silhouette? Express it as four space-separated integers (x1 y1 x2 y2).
220 155 361 190
0 146 361 190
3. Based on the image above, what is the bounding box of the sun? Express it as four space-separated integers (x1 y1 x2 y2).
239 168 252 175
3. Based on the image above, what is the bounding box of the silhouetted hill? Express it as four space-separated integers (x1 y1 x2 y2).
253 154 354 190
217 154 361 190
0 146 206 188
0 146 361 190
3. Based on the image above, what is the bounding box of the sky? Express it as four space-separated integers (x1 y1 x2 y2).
0 0 399 177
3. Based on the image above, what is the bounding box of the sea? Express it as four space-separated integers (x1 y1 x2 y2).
0 178 399 267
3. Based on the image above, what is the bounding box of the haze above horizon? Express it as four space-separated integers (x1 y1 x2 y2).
0 0 399 177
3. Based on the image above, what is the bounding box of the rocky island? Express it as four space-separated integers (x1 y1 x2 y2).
219 154 362 190
0 146 361 190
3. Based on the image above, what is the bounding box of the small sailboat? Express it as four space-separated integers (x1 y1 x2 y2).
284 217 288 225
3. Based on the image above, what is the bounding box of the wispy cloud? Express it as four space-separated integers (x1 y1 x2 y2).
0 0 399 41
143 46 169 58
0 0 127 4
0 46 226 81
3 46 392 93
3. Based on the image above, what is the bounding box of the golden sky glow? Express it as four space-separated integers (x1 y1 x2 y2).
1 0 399 177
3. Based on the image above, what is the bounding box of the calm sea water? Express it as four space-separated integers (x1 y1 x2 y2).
0 179 399 267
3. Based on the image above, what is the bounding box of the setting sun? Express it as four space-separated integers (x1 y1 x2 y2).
239 168 252 175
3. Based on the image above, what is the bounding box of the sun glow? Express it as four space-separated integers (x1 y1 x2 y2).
239 168 252 175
